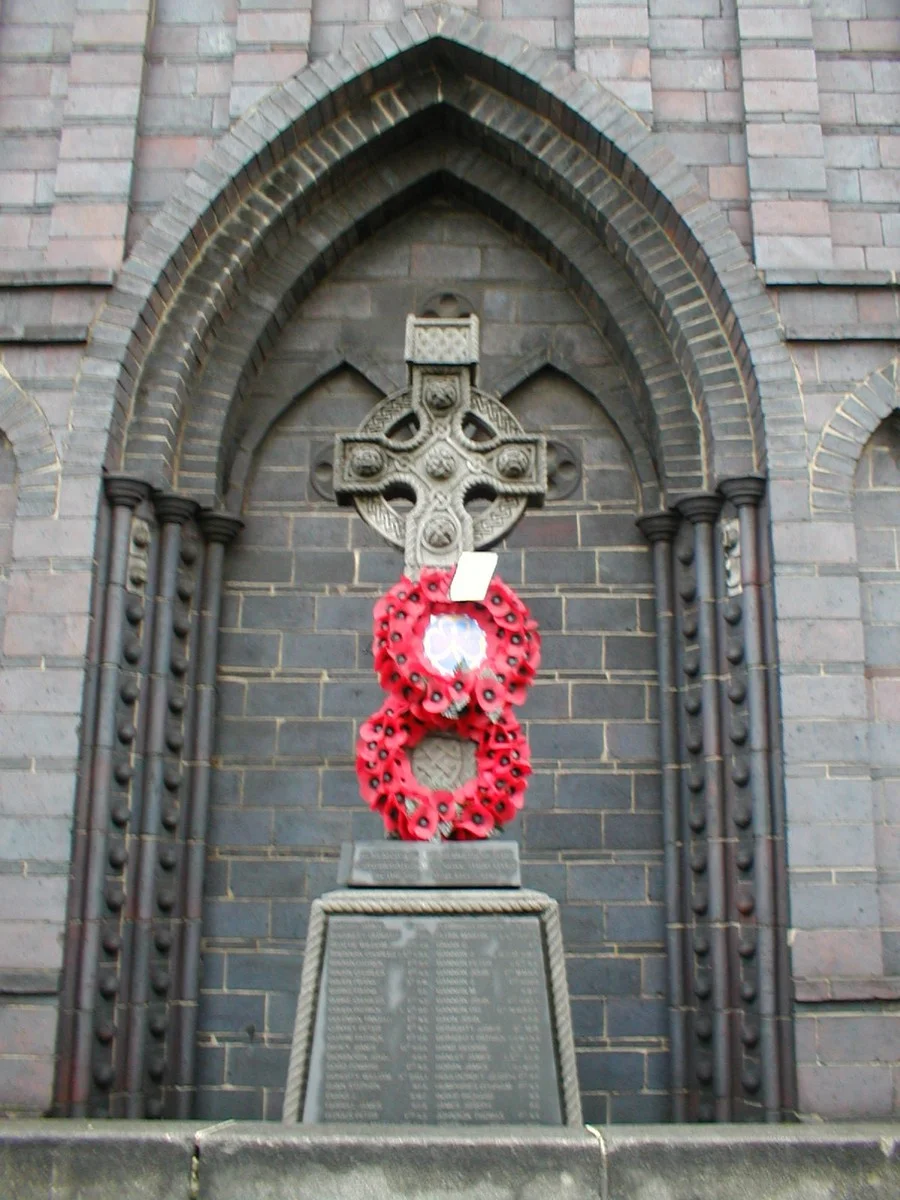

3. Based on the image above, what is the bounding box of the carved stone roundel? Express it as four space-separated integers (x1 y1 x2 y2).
423 378 458 412
333 315 546 572
410 733 477 792
423 514 458 550
498 446 531 479
335 382 545 570
349 445 385 478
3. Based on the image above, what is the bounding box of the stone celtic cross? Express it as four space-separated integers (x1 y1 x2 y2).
334 315 547 573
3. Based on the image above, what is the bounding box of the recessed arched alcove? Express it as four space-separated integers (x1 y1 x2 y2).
58 7 801 1124
198 203 666 1122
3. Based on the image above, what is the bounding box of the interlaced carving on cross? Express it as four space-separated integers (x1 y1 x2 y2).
334 315 547 573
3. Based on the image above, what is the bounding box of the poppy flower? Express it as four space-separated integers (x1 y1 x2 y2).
431 790 456 824
485 587 512 619
381 798 406 836
485 792 514 824
419 567 451 602
474 671 506 720
421 676 456 716
455 799 495 838
406 799 440 841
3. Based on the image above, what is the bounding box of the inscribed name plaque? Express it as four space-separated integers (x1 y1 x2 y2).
283 889 581 1127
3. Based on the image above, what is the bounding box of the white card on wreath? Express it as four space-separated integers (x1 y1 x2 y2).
449 551 498 602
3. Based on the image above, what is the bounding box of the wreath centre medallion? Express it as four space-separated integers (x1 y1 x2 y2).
423 613 487 676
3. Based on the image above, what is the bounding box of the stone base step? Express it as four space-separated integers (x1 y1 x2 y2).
0 1120 897 1199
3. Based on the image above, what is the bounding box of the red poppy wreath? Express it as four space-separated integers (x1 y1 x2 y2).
356 696 532 841
356 567 541 841
372 568 541 722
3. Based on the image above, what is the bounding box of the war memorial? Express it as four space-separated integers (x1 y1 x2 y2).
0 1 897 1196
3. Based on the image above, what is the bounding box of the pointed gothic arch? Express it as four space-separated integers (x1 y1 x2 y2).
58 5 801 1123
70 4 801 502
811 357 900 512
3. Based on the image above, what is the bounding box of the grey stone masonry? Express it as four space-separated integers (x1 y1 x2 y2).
47 0 154 271
231 0 311 119
0 1121 897 1200
0 0 897 1126
575 0 652 118
735 0 832 270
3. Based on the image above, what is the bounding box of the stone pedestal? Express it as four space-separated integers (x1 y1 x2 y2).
283 843 581 1127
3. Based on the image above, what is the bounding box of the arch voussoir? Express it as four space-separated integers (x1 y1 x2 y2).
70 2 800 516
811 359 900 514
170 138 701 509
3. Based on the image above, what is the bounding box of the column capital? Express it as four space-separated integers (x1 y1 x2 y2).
677 492 723 525
636 511 681 544
719 475 766 508
153 492 200 526
199 510 243 546
104 473 151 509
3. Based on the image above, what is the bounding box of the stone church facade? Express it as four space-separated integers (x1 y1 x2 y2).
0 0 896 1124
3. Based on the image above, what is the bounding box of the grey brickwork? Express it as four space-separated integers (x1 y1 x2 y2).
198 220 668 1122
0 363 76 1115
577 0 652 118
0 0 896 1123
813 0 900 272
737 0 832 270
781 352 900 1117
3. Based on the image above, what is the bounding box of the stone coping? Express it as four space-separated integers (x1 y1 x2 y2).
0 1120 897 1199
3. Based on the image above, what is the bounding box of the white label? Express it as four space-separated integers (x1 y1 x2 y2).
449 551 498 602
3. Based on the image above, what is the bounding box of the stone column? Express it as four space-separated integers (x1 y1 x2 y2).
172 510 243 1118
720 475 782 1121
62 474 151 1115
637 510 686 1121
677 493 731 1122
123 494 199 1117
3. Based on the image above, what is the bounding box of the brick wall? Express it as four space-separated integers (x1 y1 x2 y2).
0 0 897 271
0 361 89 1116
196 203 668 1122
783 347 899 1118
0 0 76 270
130 0 237 251
0 0 896 1121
0 437 14 653
650 0 750 248
813 0 900 271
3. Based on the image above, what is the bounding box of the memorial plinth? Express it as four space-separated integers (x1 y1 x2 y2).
337 840 521 888
283 843 581 1127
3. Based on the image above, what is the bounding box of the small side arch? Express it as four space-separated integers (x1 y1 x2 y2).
494 357 661 512
811 357 900 514
224 354 393 510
